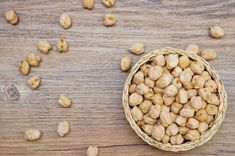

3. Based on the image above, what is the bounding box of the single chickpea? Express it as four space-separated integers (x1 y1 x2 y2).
192 75 206 89
152 125 165 141
149 105 161 119
195 109 208 122
209 25 224 38
131 106 143 121
207 93 219 105
162 135 170 144
201 71 212 81
58 95 72 108
129 43 145 55
82 0 95 10
153 87 164 95
24 129 41 141
163 94 175 106
190 96 203 111
120 56 132 71
19 60 30 75
180 108 194 118
143 114 157 124
191 61 205 75
179 55 190 69
137 120 145 127
206 104 218 116
56 38 69 53
177 88 188 104
171 102 183 114
156 74 172 88
166 123 179 136
205 79 217 93
133 71 144 84
140 64 151 77
27 76 41 90
4 10 19 25
171 134 184 145
164 84 178 97
136 83 149 95
201 100 207 109
198 88 211 101
185 44 200 54
151 94 163 105
57 121 70 137
175 115 187 126
180 69 193 84
200 49 217 61
179 126 190 135
145 77 155 88
59 13 72 29
161 105 170 112
36 40 52 54
186 118 199 129
187 89 197 99
205 115 214 124
151 54 165 66
102 0 115 7
144 89 154 100
148 65 163 81
166 54 179 69
198 122 209 133
129 93 143 106
87 146 98 156
184 130 200 141
103 14 116 26
160 111 173 127
26 53 41 67
171 66 183 78
139 100 152 114
142 124 154 135
172 78 182 89
183 102 193 109
129 84 136 94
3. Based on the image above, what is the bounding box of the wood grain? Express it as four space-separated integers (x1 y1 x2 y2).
0 0 235 155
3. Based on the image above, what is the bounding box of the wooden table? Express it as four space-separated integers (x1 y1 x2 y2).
0 0 235 155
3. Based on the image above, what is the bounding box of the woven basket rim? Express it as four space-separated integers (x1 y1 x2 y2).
122 47 227 152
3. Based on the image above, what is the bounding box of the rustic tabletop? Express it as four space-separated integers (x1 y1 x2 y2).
0 0 235 155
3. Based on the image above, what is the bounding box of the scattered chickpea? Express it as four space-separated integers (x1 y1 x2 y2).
185 44 200 54
24 129 41 141
87 146 98 156
4 10 19 25
200 49 216 60
102 0 115 7
36 40 52 54
58 95 72 108
57 121 70 137
129 43 145 55
26 53 41 67
27 76 41 90
82 0 95 10
60 13 72 29
56 38 69 53
19 60 30 75
120 56 132 71
103 14 116 26
209 25 224 38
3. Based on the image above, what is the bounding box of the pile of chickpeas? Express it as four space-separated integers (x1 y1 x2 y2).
128 53 219 145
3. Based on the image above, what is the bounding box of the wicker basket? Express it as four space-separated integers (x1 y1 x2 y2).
122 47 227 152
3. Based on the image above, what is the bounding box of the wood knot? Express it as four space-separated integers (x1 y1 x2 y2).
3 83 20 101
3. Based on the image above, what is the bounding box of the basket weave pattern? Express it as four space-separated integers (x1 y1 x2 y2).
122 47 227 152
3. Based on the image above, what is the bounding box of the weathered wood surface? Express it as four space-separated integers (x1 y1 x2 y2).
0 0 235 155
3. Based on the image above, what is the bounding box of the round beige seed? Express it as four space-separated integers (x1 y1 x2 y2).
120 56 132 71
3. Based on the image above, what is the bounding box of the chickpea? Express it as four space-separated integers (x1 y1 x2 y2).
139 100 152 114
152 125 165 141
180 69 193 84
144 89 154 100
172 78 182 89
27 76 41 90
179 126 190 135
140 64 151 77
24 129 41 141
187 118 199 129
195 109 208 122
187 89 197 99
153 87 164 95
164 84 178 97
151 94 163 105
58 95 72 108
205 115 214 124
4 10 19 25
120 56 132 71
175 115 187 126
207 93 219 105
145 77 155 88
36 40 52 54
201 100 207 109
183 81 193 90
103 14 116 26
162 135 170 144
160 111 173 127
184 130 200 141
162 94 174 106
142 124 154 135
129 93 143 106
26 53 41 67
177 88 188 104
56 38 69 53
191 62 205 75
198 88 211 101
131 106 143 121
209 25 224 38
102 0 115 8
129 43 145 55
171 102 183 114
192 75 206 89
148 65 163 81
149 105 161 119
170 112 177 122
166 54 179 69
82 0 95 10
185 44 200 54
206 104 218 116
19 60 30 75
166 123 179 136
172 66 183 78
205 79 217 92
59 13 72 29
143 114 157 124
151 54 165 66
133 71 144 84
161 105 170 112
201 71 211 81
201 50 216 62
190 96 203 111
179 55 190 69
156 74 172 88
129 84 136 94
87 146 98 156
183 102 193 109
136 83 149 95
170 134 184 145
180 108 194 118
57 121 70 137
198 122 208 133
